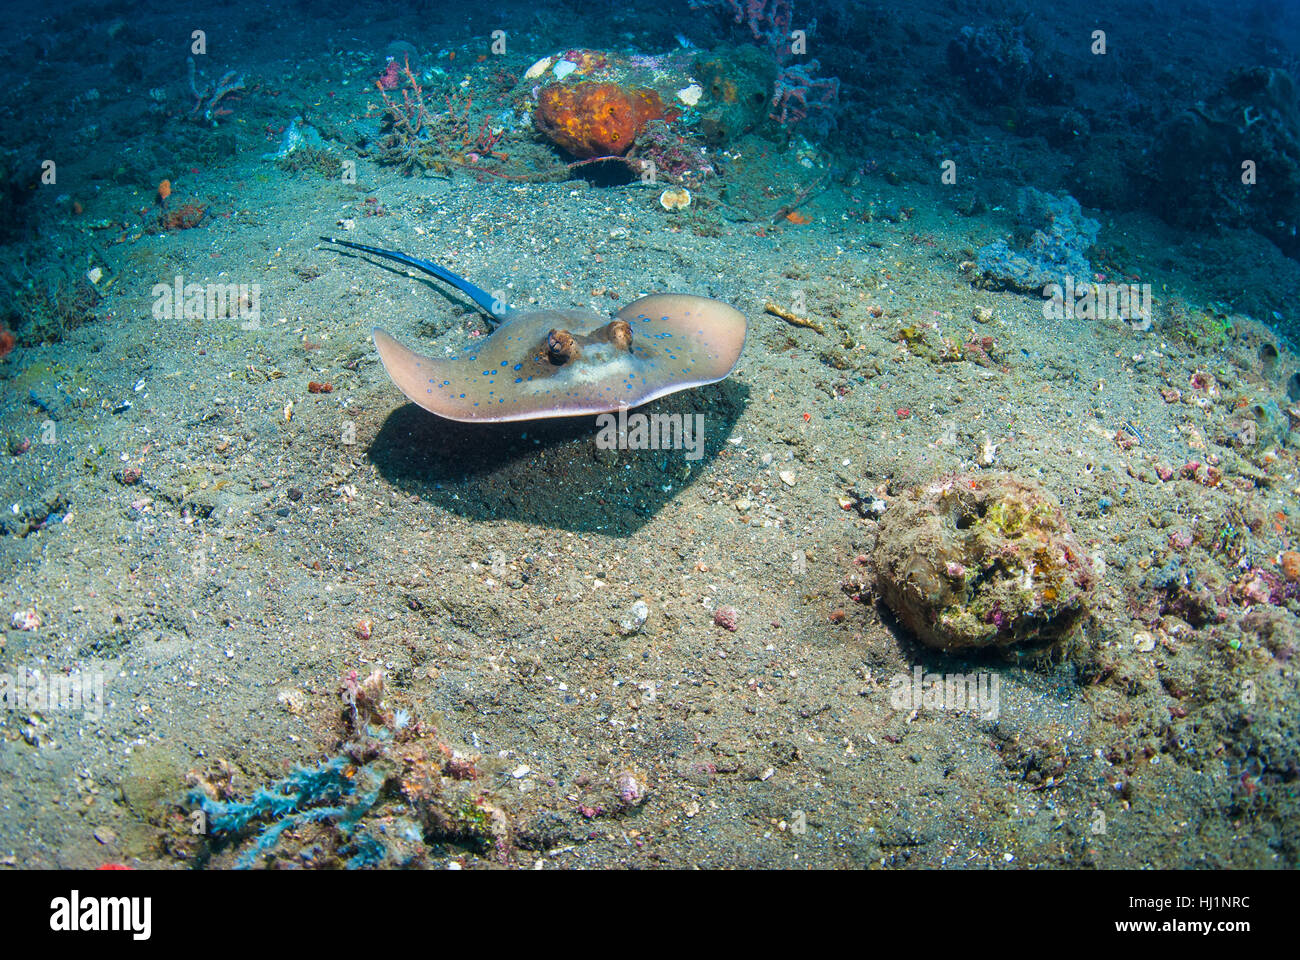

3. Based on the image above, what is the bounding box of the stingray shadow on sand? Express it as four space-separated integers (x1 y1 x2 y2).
369 380 749 536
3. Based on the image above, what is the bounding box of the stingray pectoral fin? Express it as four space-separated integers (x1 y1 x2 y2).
616 293 748 390
372 327 470 420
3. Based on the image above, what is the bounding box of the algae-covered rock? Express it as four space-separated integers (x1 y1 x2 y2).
693 46 777 145
874 472 1094 652
975 188 1099 293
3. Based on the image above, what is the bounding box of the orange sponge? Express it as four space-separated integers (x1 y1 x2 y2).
534 82 667 158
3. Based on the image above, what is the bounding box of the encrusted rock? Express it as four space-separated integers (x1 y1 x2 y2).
873 472 1094 652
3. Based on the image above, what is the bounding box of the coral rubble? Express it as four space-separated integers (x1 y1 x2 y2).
186 669 512 868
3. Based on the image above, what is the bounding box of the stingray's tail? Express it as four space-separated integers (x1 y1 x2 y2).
319 236 508 322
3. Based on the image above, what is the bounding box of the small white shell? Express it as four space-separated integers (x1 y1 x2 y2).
523 56 553 79
552 60 578 80
659 187 691 211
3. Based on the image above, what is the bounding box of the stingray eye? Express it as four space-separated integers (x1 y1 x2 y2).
606 319 633 352
547 328 579 365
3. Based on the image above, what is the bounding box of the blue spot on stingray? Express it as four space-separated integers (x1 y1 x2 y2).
500 361 508 366
513 363 522 371
515 378 522 383
459 394 466 398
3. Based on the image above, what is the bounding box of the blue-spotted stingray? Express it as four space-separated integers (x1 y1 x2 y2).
321 237 747 424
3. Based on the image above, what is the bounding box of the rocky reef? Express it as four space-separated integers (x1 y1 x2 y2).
871 472 1096 654
1151 66 1300 259
946 22 1065 107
